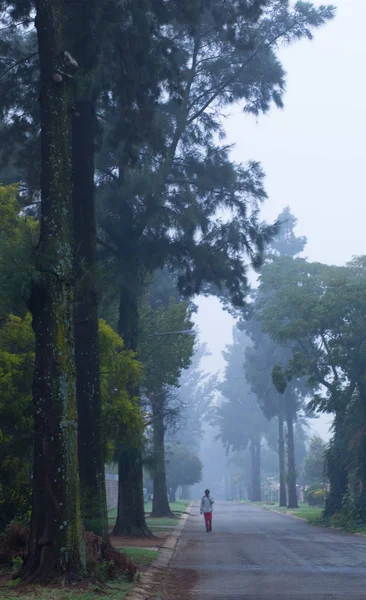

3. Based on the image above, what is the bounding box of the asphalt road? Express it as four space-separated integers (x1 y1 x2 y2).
171 501 366 599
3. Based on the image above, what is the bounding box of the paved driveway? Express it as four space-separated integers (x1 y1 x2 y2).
170 501 366 599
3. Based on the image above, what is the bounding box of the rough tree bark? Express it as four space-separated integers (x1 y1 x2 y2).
113 286 151 536
324 409 348 518
285 394 298 509
24 0 82 580
278 405 287 507
69 0 108 538
151 392 174 517
72 100 108 537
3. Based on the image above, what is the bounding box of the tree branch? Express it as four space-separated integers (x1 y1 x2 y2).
187 17 310 125
0 52 38 80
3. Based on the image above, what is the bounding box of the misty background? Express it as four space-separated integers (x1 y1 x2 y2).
194 0 364 451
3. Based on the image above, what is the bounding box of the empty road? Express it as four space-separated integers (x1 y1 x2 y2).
170 501 366 599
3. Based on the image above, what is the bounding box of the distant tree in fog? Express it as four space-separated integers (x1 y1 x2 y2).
303 436 326 485
215 327 269 501
166 445 203 502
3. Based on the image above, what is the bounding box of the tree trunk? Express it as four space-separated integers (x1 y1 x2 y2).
24 0 82 580
113 286 151 536
278 407 287 507
170 485 177 503
324 410 348 517
73 100 108 538
356 428 366 523
250 434 261 501
285 395 298 509
113 447 150 536
355 388 366 522
68 0 108 539
255 436 261 501
151 393 174 517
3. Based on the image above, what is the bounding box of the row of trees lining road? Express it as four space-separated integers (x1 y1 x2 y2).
139 270 195 519
214 208 311 508
0 0 334 583
257 254 366 523
215 327 269 502
218 204 366 525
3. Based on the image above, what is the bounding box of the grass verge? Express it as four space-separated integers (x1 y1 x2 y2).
0 580 134 600
255 501 366 534
253 501 323 522
117 547 158 567
108 499 189 530
0 531 164 599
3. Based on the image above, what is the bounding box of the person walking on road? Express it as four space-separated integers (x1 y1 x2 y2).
200 489 214 532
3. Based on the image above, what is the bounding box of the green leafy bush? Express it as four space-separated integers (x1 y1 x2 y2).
304 483 325 507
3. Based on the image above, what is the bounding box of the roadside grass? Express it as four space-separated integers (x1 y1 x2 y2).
250 500 366 535
116 547 158 567
0 580 134 600
0 510 174 600
108 499 189 530
0 546 160 599
296 506 323 522
252 501 323 522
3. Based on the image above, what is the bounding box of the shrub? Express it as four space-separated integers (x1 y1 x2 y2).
332 492 357 531
0 521 29 565
0 524 137 582
304 483 325 507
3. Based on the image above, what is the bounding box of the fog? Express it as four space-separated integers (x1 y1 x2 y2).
194 0 365 460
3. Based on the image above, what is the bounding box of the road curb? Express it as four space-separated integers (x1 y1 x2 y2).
126 502 193 600
257 504 308 522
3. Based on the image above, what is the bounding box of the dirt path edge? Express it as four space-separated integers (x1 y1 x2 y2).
126 503 193 600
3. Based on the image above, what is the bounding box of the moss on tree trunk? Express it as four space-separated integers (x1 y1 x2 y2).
24 0 82 580
113 286 152 537
324 410 348 518
73 99 108 538
151 394 174 518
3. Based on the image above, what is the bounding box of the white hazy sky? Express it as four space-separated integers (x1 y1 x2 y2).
195 0 366 440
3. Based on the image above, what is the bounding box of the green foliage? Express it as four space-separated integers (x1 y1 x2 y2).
117 547 157 567
0 185 37 316
0 315 141 530
304 483 325 508
0 314 34 530
242 209 315 507
271 365 288 395
243 210 310 419
139 294 194 395
303 436 326 485
256 251 366 522
326 491 358 532
96 0 335 315
12 555 23 574
99 320 142 459
95 560 118 582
